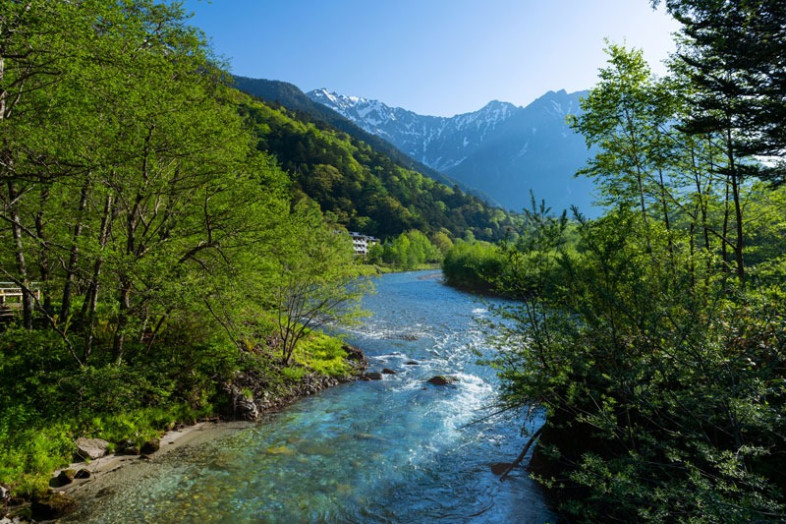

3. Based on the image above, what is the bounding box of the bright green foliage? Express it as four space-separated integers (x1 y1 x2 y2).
365 229 445 270
487 204 786 520
0 1 370 496
378 230 443 270
442 241 505 293
294 331 354 379
446 41 786 520
267 199 370 365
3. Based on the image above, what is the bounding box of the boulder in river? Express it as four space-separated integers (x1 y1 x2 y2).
365 372 383 380
74 437 110 461
31 490 77 521
381 368 396 375
427 375 457 386
95 487 115 498
405 361 419 365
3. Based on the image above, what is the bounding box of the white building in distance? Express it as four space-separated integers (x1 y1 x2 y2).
348 232 379 255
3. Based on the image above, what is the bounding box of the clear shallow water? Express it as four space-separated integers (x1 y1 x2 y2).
75 271 554 523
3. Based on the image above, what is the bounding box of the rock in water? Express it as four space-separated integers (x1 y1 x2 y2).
365 372 383 380
381 368 396 375
405 361 419 365
74 437 110 461
31 491 77 521
427 375 456 386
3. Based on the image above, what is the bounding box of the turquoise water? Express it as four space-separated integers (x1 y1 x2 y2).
76 271 554 523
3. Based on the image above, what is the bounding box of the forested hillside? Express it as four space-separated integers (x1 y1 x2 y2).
231 76 465 189
236 93 517 240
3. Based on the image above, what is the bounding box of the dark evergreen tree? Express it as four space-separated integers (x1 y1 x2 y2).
658 0 786 183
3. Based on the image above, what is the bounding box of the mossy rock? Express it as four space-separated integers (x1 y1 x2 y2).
50 468 77 487
31 490 78 520
58 468 76 484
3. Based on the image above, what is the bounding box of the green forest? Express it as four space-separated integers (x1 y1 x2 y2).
237 93 516 241
0 0 507 511
444 0 786 520
2 0 785 521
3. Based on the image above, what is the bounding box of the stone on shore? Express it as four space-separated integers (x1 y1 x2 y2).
342 344 366 362
31 490 77 521
117 440 140 456
74 437 110 461
56 469 76 486
74 468 92 479
140 438 160 455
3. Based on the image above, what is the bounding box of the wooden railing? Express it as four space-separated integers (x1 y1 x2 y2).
0 283 42 309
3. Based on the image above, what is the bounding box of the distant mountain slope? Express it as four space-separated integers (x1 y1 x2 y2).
231 76 493 200
231 90 518 240
308 88 597 215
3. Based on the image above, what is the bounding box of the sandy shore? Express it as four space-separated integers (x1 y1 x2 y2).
54 420 254 501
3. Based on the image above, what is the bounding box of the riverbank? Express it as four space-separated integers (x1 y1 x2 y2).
362 262 441 274
28 271 555 522
0 338 367 522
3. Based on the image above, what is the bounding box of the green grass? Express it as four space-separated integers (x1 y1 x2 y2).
293 331 353 378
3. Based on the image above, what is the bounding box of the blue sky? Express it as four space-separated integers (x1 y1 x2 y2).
184 0 680 116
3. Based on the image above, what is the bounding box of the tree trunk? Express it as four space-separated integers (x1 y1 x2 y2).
34 184 52 313
6 177 34 329
61 177 91 319
82 193 114 362
112 277 131 365
726 129 745 283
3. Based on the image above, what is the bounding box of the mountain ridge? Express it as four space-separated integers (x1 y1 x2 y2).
307 87 597 214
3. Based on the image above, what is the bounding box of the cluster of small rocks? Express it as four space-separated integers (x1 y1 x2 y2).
361 364 459 388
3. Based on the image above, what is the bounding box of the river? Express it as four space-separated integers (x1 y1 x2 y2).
73 270 554 523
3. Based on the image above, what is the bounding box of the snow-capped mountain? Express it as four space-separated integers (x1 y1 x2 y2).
308 89 517 173
308 88 596 214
